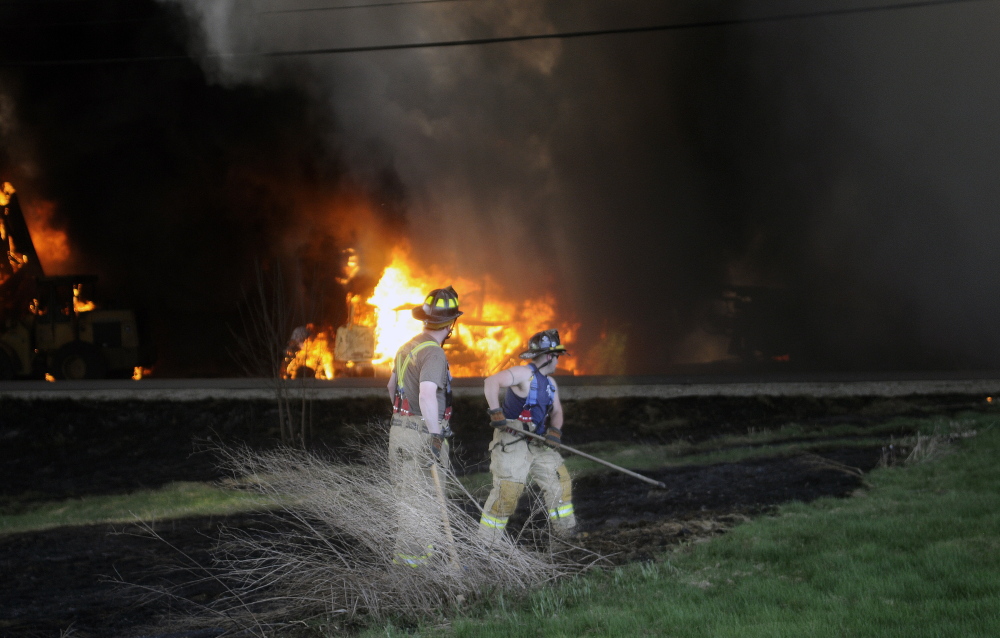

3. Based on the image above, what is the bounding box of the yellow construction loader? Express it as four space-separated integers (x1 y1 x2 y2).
0 188 153 380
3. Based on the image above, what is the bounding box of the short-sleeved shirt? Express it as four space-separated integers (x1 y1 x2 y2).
392 333 449 421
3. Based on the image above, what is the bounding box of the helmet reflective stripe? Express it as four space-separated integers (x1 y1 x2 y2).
548 502 574 519
413 286 462 323
479 513 508 530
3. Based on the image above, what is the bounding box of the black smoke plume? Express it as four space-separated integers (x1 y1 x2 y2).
0 0 404 376
3 0 1000 375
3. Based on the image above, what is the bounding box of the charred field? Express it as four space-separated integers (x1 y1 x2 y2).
0 390 995 637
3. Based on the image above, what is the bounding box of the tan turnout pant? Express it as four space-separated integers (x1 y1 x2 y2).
479 421 576 542
388 414 451 567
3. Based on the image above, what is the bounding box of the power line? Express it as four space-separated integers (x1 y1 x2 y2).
0 16 167 29
259 0 481 14
1 0 992 67
0 0 472 31
268 0 995 56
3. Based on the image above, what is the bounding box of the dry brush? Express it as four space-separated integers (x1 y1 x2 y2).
147 423 595 634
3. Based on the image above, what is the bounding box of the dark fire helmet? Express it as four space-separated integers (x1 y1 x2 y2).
519 329 570 360
411 286 463 327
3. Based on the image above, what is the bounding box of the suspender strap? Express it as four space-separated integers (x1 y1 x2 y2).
518 364 556 430
395 340 439 392
525 364 539 407
393 340 450 418
521 364 554 409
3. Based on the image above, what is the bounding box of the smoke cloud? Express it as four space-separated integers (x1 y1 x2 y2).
2 0 999 374
0 0 405 375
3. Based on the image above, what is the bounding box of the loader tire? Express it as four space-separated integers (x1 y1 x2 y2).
294 365 316 379
52 342 107 380
0 349 15 380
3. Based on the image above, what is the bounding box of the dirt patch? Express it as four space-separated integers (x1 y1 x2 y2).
0 515 238 637
571 447 878 563
0 395 987 636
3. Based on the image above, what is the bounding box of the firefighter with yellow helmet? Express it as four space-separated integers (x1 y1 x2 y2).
479 329 577 541
386 286 462 567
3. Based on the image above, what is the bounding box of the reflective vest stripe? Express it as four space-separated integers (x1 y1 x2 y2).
395 340 440 392
393 340 442 415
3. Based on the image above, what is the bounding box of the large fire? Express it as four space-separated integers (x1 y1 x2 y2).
369 253 579 377
285 327 336 381
285 250 579 379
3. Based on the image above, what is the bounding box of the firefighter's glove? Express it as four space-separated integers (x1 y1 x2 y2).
488 408 507 429
430 433 445 461
545 427 562 449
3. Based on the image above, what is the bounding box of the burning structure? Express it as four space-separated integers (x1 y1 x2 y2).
0 185 153 380
284 249 580 379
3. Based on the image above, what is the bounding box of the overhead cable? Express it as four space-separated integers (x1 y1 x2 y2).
259 0 481 14
1 0 991 67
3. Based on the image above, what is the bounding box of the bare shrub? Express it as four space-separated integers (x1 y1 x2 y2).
144 421 596 633
879 419 978 468
230 260 321 447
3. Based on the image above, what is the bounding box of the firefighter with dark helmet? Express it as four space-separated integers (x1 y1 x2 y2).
479 329 577 542
385 286 462 567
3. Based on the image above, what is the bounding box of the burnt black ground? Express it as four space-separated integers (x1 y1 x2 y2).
0 394 992 637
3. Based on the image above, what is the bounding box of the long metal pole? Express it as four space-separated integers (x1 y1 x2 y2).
429 463 462 570
509 427 667 489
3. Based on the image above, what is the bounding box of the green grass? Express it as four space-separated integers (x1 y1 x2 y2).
0 481 269 535
368 413 1000 637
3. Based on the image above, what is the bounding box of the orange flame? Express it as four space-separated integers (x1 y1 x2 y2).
367 251 578 377
281 249 580 378
286 330 336 380
73 285 95 313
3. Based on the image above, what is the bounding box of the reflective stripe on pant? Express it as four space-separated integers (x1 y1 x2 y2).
393 544 434 568
389 414 451 566
479 422 576 540
547 463 575 522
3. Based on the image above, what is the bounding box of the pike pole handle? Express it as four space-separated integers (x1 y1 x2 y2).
429 463 461 571
510 427 667 489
